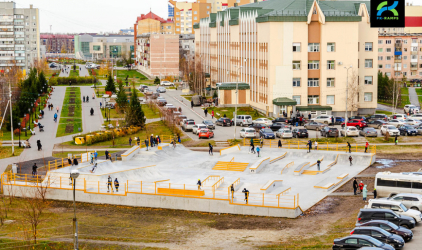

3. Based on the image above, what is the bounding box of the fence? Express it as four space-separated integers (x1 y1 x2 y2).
243 139 376 154
45 152 94 172
1 173 300 210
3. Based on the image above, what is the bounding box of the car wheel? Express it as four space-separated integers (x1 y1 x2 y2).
378 125 381 129
240 122 244 127
401 224 410 229
355 126 360 129
316 127 320 131
411 206 420 211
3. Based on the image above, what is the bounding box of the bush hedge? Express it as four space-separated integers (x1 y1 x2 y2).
49 76 98 85
72 126 141 145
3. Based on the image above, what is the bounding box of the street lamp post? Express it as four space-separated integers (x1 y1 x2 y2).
70 169 80 250
344 65 353 137
233 62 244 140
18 122 21 147
108 108 111 125
24 114 27 136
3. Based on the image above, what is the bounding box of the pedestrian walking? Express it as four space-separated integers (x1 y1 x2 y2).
314 141 318 150
353 178 358 195
242 188 249 204
73 158 78 166
230 184 235 200
362 185 368 202
191 100 194 109
114 178 119 192
204 108 208 117
32 163 38 177
308 113 311 120
209 143 213 155
373 188 377 199
349 155 353 166
256 146 261 157
105 150 109 160
56 106 59 113
307 140 312 153
145 138 149 150
178 135 181 143
156 135 161 144
347 142 352 153
278 140 282 148
68 158 72 166
150 134 154 147
83 96 86 102
94 151 98 161
90 153 94 164
197 179 202 190
107 175 113 192
129 137 132 146
299 116 303 126
317 159 321 171
100 102 102 109
358 181 364 194
211 110 214 119
331 116 334 125
260 136 264 147
365 142 369 153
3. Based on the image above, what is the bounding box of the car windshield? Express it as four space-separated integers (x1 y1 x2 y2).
386 222 399 230
203 120 212 124
387 126 396 129
366 128 375 131
262 129 272 133
284 130 291 133
246 129 255 132
400 204 408 212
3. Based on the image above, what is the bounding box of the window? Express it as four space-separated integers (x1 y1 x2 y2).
378 56 383 60
292 61 301 70
327 60 335 69
194 11 197 14
176 23 179 26
403 64 407 68
207 6 209 9
308 95 319 104
308 43 320 52
386 40 391 44
176 12 179 15
378 40 383 44
207 11 210 14
365 42 373 51
404 56 407 60
176 17 179 21
292 95 301 105
404 48 407 52
327 78 335 87
194 17 197 20
308 78 319 87
364 76 373 85
176 28 180 31
327 43 335 52
308 60 319 70
292 43 301 52
411 55 417 60
292 78 301 87
378 48 383 52
345 239 358 244
327 95 334 105
386 48 391 52
386 72 391 77
378 64 383 69
385 64 391 69
365 59 373 68
403 40 408 44
364 92 373 102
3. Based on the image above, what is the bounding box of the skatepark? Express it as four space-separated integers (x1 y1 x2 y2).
1 144 376 218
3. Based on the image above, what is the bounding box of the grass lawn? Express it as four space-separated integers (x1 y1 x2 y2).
56 87 83 137
0 146 24 159
375 110 393 115
139 79 155 86
69 70 79 77
104 108 125 119
0 129 32 141
400 87 410 108
181 94 193 101
116 70 146 80
415 88 422 105
142 104 161 119
56 118 83 137
204 107 265 120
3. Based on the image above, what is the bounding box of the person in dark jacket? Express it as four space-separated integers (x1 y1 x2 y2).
114 178 120 192
68 158 72 166
150 134 154 147
347 142 352 153
278 140 282 148
373 188 377 199
242 188 249 204
145 138 149 150
191 100 194 108
105 150 109 160
307 140 312 153
230 184 235 200
209 143 213 155
197 179 202 190
353 178 358 195
308 113 311 120
317 159 321 171
32 163 38 177
73 158 78 166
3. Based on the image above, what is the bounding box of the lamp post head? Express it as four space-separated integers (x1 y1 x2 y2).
70 169 80 179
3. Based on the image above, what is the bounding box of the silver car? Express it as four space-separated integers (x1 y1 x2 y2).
416 125 422 135
304 121 327 131
276 128 293 138
382 193 422 211
359 127 378 137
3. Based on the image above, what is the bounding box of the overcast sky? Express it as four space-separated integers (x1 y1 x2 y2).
10 0 422 34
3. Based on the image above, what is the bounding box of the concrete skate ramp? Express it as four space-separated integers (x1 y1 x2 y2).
337 154 374 166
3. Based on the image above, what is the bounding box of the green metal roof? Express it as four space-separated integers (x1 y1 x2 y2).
273 97 297 106
296 105 333 111
218 83 250 90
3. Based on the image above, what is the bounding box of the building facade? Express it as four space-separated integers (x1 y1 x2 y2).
74 34 134 60
378 34 422 81
194 0 378 116
135 34 179 78
134 12 175 36
40 34 74 53
179 34 195 59
0 2 40 72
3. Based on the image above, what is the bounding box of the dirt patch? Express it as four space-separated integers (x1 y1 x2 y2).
69 92 76 95
65 124 74 133
377 153 422 160
361 159 422 175
69 98 75 104
335 177 375 194
67 119 74 122
68 106 75 117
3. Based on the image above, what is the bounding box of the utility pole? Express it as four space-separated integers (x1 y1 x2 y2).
9 81 14 155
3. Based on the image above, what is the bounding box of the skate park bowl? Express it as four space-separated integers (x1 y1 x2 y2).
1 144 376 218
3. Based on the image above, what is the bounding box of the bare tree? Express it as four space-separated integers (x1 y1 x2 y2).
347 71 362 116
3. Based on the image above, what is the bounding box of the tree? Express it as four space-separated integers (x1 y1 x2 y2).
98 63 108 77
125 88 145 127
121 52 133 71
105 75 116 93
154 77 160 85
347 71 362 116
115 81 128 113
61 44 67 54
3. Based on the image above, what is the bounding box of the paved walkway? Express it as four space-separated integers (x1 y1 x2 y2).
58 65 71 77
78 64 90 77
408 87 420 108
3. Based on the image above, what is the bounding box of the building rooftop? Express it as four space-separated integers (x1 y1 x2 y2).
40 34 74 39
137 11 171 23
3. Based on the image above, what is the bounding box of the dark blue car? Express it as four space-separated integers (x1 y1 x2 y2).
398 125 417 136
335 117 345 125
259 128 275 139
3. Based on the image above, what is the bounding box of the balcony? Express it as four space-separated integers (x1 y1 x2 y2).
395 43 402 48
394 59 402 63
411 67 418 71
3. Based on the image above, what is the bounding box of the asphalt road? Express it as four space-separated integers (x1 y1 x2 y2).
405 223 422 249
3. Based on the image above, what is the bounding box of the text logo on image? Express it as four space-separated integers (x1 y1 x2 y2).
370 0 405 27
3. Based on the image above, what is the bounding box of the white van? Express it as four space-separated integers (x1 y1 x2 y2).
375 172 422 198
366 199 422 223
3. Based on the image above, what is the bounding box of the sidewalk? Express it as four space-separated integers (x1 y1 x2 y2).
408 87 420 108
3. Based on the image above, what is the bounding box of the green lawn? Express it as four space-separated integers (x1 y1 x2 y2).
204 107 265 120
415 88 422 106
56 87 83 137
0 146 24 159
116 70 146 80
56 118 83 137
0 129 32 141
375 110 393 116
400 87 410 108
142 104 161 119
69 70 79 77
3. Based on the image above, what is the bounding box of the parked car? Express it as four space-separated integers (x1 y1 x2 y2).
259 128 275 139
320 127 339 137
192 124 208 134
404 118 421 126
292 128 308 138
367 120 388 129
156 87 166 93
248 123 269 133
367 114 389 122
366 199 422 223
160 81 174 86
357 209 415 229
216 118 232 127
349 116 367 121
404 105 419 114
350 226 405 249
340 126 359 137
334 117 345 125
380 125 400 136
311 115 333 125
198 129 214 139
380 193 422 211
269 122 291 132
387 119 404 128
360 127 378 137
276 128 293 138
182 120 195 131
304 121 326 131
415 124 422 135
410 114 422 120
232 115 253 127
398 125 418 136
239 128 257 138
252 118 272 126
272 117 289 124
355 220 413 242
332 235 394 250
389 114 407 120
139 85 149 92
202 120 215 130
157 99 167 106
341 119 367 129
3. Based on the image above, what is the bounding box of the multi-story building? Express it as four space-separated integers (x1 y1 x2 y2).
135 34 179 79
40 34 74 53
378 34 422 81
0 2 39 73
119 29 134 35
379 4 422 35
179 34 195 59
74 34 134 61
194 0 378 117
134 12 175 36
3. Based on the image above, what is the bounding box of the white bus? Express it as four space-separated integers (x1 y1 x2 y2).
375 172 422 198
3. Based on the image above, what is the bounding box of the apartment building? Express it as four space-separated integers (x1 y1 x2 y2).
135 34 179 78
74 34 134 61
134 12 175 36
40 34 74 53
194 0 378 117
179 34 195 59
0 2 40 73
378 34 422 80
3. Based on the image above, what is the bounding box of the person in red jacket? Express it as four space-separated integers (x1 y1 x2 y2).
365 142 369 153
358 181 364 194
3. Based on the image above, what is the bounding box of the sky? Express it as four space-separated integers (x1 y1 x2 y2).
10 0 422 34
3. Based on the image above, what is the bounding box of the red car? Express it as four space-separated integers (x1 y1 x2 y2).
341 119 367 129
198 129 214 139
